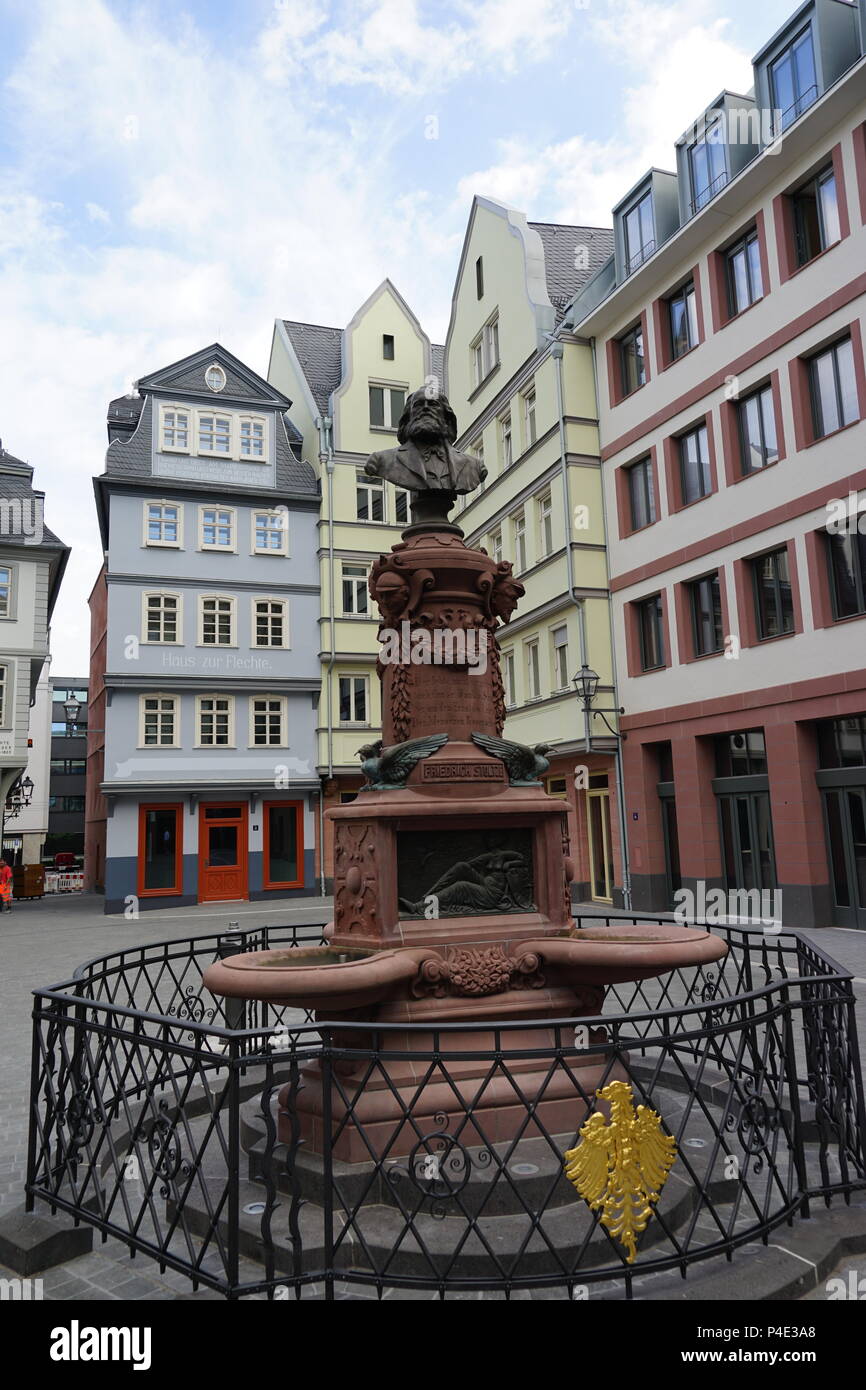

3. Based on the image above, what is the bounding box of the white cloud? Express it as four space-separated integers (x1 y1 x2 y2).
85 201 111 224
456 0 760 229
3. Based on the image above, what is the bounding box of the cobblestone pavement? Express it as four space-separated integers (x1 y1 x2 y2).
1 893 864 1301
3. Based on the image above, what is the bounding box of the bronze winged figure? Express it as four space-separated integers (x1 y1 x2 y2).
357 733 449 790
471 732 551 785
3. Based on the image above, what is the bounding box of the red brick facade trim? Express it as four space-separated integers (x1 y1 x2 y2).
651 265 704 375
610 461 866 593
732 537 803 649
601 271 866 461
614 445 660 539
718 369 787 487
624 588 671 678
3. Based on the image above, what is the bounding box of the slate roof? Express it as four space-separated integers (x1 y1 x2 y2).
282 321 344 416
103 395 317 498
528 222 615 323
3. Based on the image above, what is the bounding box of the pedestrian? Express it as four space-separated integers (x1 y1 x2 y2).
0 858 11 913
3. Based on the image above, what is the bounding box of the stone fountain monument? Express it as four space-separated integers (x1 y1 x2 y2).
205 386 727 1161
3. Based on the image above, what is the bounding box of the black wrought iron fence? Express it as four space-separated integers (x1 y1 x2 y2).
26 917 866 1299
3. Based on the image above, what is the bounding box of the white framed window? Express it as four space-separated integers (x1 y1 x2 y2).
551 624 569 691
196 695 234 747
342 563 369 616
249 695 287 748
160 405 190 452
198 595 235 647
251 509 289 555
139 694 179 748
338 675 368 724
252 598 288 648
0 664 8 726
537 492 553 558
198 413 231 456
0 566 13 618
489 528 503 565
525 639 541 702
369 383 406 429
143 501 183 548
484 314 500 372
394 488 410 526
142 591 182 644
205 363 227 393
522 387 537 448
473 436 485 483
239 416 266 459
502 648 516 708
499 412 513 470
199 506 236 551
512 509 527 572
471 336 484 388
356 471 385 522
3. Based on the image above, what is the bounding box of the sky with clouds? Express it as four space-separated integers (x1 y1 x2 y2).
0 0 796 670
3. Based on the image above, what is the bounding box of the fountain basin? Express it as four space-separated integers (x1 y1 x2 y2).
203 944 432 1012
520 922 728 986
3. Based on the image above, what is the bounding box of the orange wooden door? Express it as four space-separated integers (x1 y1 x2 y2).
198 803 248 902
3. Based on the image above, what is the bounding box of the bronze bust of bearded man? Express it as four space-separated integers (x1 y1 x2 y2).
364 386 487 497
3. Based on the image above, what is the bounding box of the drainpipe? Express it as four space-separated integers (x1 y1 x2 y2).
317 414 336 899
587 336 632 911
551 343 591 752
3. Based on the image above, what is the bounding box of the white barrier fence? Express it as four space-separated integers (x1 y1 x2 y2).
44 871 84 894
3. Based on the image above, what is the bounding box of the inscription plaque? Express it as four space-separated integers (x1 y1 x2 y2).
420 761 505 782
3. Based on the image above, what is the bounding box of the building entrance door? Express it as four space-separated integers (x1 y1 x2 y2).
587 788 614 904
822 786 866 930
198 803 248 903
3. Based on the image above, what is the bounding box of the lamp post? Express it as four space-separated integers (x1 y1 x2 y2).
63 698 81 734
571 664 632 911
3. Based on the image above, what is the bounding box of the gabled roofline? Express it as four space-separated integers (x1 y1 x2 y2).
269 318 325 427
331 279 432 452
136 342 292 409
443 195 555 367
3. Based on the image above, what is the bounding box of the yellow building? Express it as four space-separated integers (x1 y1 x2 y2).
267 281 443 882
445 197 627 907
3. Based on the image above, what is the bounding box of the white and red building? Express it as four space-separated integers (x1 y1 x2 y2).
571 1 866 927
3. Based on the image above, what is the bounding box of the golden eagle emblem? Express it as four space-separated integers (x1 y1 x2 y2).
563 1080 677 1263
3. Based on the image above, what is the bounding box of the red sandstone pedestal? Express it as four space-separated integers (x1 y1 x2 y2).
204 521 728 1162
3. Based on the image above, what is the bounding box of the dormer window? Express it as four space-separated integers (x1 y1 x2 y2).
689 117 727 214
770 28 817 133
199 414 231 455
205 363 226 392
624 192 655 274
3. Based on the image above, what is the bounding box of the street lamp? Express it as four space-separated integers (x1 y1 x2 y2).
572 665 624 741
4 774 34 821
63 698 81 733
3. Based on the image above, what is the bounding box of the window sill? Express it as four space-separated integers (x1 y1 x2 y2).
613 381 647 407
621 519 658 539
786 238 842 281
661 342 702 372
634 663 668 677
369 425 398 435
671 490 715 514
729 459 779 484
717 294 765 331
804 418 862 450
753 628 798 646
829 609 866 626
684 648 725 664
468 362 501 403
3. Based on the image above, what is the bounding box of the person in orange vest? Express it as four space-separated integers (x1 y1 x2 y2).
0 859 12 912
